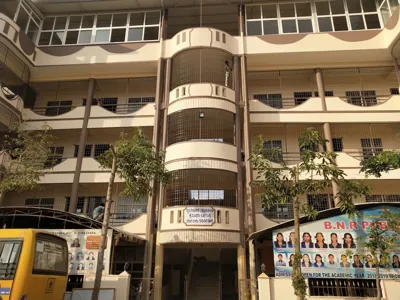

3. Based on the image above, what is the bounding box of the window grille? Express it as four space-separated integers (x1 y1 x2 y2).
345 90 377 106
94 144 110 158
332 138 343 152
165 170 237 208
263 140 283 162
64 197 85 213
307 194 334 211
101 98 118 112
86 197 105 217
294 91 312 105
366 195 400 202
38 11 160 46
74 145 93 157
25 198 55 209
254 94 283 108
390 87 399 95
314 91 334 97
308 279 381 297
262 200 293 220
168 108 235 146
128 97 155 113
360 138 382 159
46 146 64 168
45 101 72 116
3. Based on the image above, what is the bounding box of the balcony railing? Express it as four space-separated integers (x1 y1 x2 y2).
344 149 400 161
339 94 392 106
109 206 147 226
32 105 76 116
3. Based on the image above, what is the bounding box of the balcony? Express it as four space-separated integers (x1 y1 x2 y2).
0 83 23 131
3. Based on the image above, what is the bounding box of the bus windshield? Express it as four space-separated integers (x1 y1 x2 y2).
0 241 22 280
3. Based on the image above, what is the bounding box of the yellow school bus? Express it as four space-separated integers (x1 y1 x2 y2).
0 229 68 300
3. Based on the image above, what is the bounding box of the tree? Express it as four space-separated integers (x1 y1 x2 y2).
359 210 400 300
360 151 400 178
90 129 172 300
0 121 54 202
250 128 369 300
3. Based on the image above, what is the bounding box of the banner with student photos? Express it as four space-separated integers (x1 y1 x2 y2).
46 229 113 275
273 206 400 279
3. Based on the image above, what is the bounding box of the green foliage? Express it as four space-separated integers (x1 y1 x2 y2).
250 127 370 300
360 151 400 178
98 129 172 201
0 122 54 194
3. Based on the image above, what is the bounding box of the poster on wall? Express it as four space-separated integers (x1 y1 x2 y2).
46 229 113 276
273 206 400 279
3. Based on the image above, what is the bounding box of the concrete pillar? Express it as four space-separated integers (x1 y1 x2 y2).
237 244 247 300
142 58 165 300
69 78 95 213
316 68 340 207
248 240 257 300
153 233 164 300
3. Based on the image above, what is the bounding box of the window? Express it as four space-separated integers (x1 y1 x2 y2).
14 0 41 43
25 198 55 208
263 199 293 219
33 233 68 276
360 138 382 159
190 190 224 201
94 144 110 158
0 241 22 279
263 140 283 162
38 11 160 46
101 98 118 112
366 194 400 202
86 196 106 217
309 279 381 297
390 88 399 95
294 92 312 105
45 101 72 116
64 197 85 213
332 138 343 152
74 144 92 157
314 91 334 97
254 94 283 108
345 90 377 106
45 146 64 168
128 97 155 113
379 0 400 24
307 194 334 211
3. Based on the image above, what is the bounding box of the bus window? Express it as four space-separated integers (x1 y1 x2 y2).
0 241 22 279
33 234 68 276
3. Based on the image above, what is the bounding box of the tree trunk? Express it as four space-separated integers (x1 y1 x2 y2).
376 264 381 300
91 146 117 300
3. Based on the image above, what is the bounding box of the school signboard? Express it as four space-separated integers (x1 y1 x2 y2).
273 206 400 279
46 229 113 275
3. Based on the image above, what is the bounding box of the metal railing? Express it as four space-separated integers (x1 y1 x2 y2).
339 95 392 106
344 149 400 161
109 208 147 226
100 103 152 114
32 105 76 116
253 97 311 109
308 279 380 297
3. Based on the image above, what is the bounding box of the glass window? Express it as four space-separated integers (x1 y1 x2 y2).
350 15 366 30
130 13 145 25
54 17 67 30
316 2 330 15
78 30 92 44
113 13 128 26
365 14 381 28
81 15 95 28
69 16 81 29
145 12 160 25
43 17 55 30
333 16 348 31
16 6 29 31
318 17 333 31
247 6 262 19
282 19 297 33
347 0 362 13
262 5 277 18
97 14 112 27
38 32 51 45
280 3 296 17
298 19 313 32
34 234 68 275
362 0 377 12
111 28 126 42
27 22 39 42
296 3 312 16
144 27 159 40
128 28 143 41
247 21 262 35
51 31 64 45
95 29 110 42
263 20 279 34
331 0 346 14
65 31 79 44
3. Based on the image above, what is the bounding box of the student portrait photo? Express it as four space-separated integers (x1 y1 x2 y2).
76 252 84 260
88 263 94 270
301 232 314 248
69 263 75 272
392 255 399 268
69 252 73 261
343 233 356 248
327 254 336 267
77 263 85 271
71 238 81 248
301 254 312 268
289 254 295 267
287 232 295 248
276 254 287 267
365 254 376 268
274 232 287 248
87 252 95 260
329 233 342 248
352 254 364 268
314 232 328 249
340 254 350 268
314 254 325 268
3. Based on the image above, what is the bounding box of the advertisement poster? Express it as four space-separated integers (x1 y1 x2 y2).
46 229 113 275
273 206 400 279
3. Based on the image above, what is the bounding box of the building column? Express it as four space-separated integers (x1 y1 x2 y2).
394 57 400 90
69 78 95 213
315 69 339 207
153 233 164 300
142 58 165 300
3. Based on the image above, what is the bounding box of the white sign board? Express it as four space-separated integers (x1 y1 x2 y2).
46 229 112 276
184 207 215 225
